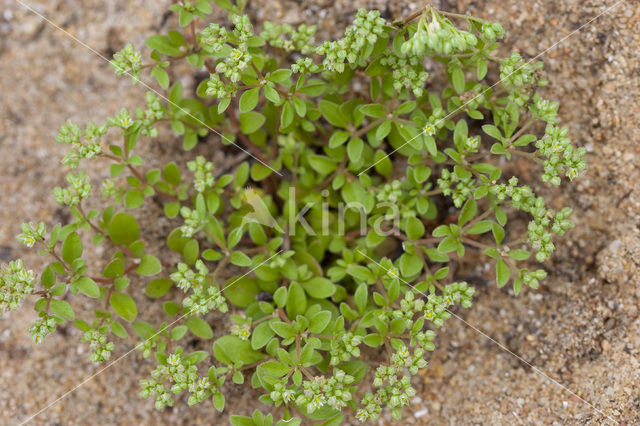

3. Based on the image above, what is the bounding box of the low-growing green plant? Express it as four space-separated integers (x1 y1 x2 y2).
4 1 585 424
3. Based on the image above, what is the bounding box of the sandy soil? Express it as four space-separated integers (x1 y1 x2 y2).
0 0 638 425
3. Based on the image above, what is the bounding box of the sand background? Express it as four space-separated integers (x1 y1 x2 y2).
0 0 638 424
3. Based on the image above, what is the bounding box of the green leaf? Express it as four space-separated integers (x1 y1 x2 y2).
62 232 82 264
405 216 425 239
308 155 338 175
269 69 292 83
136 254 162 276
183 239 199 265
151 66 169 89
239 87 260 112
146 35 183 56
271 321 296 339
308 311 331 333
124 190 145 209
482 124 502 140
359 103 385 118
264 85 280 104
280 101 294 128
438 236 458 253
74 276 100 298
354 283 368 314
347 138 364 163
41 265 56 289
513 277 523 295
256 360 291 379
163 162 181 186
508 249 531 261
329 131 350 148
251 321 275 349
375 120 392 140
230 415 254 426
146 278 172 298
239 111 265 134
373 150 392 177
230 251 252 267
465 220 493 234
171 325 188 340
110 320 128 338
346 265 373 282
496 258 510 287
186 317 214 339
513 134 537 147
103 258 124 278
432 225 451 237
50 299 74 320
286 282 307 318
110 292 138 321
318 100 347 128
300 277 336 299
477 58 488 79
213 335 265 366
108 212 140 246
492 223 505 245
164 301 181 316
458 199 477 226
164 202 180 218
224 276 259 308
133 321 156 339
363 333 383 347
451 67 465 94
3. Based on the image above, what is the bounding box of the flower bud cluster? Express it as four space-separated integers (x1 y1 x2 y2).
291 57 320 74
358 363 416 421
206 73 238 99
107 108 135 129
141 348 221 409
187 155 214 193
17 222 46 248
136 92 165 137
481 22 505 42
401 9 477 57
100 178 122 199
83 328 115 363
269 379 295 405
110 43 142 84
56 120 105 168
214 15 253 83
0 260 35 314
392 68 429 97
28 313 57 344
231 323 251 341
295 369 354 413
490 177 558 261
183 284 228 316
376 180 402 203
516 268 547 290
390 344 428 374
423 292 452 328
329 332 362 365
199 23 227 53
442 281 475 308
54 171 92 206
179 205 208 238
261 22 316 54
437 168 474 208
499 53 543 106
170 260 209 292
536 125 586 184
529 94 559 124
315 9 386 73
